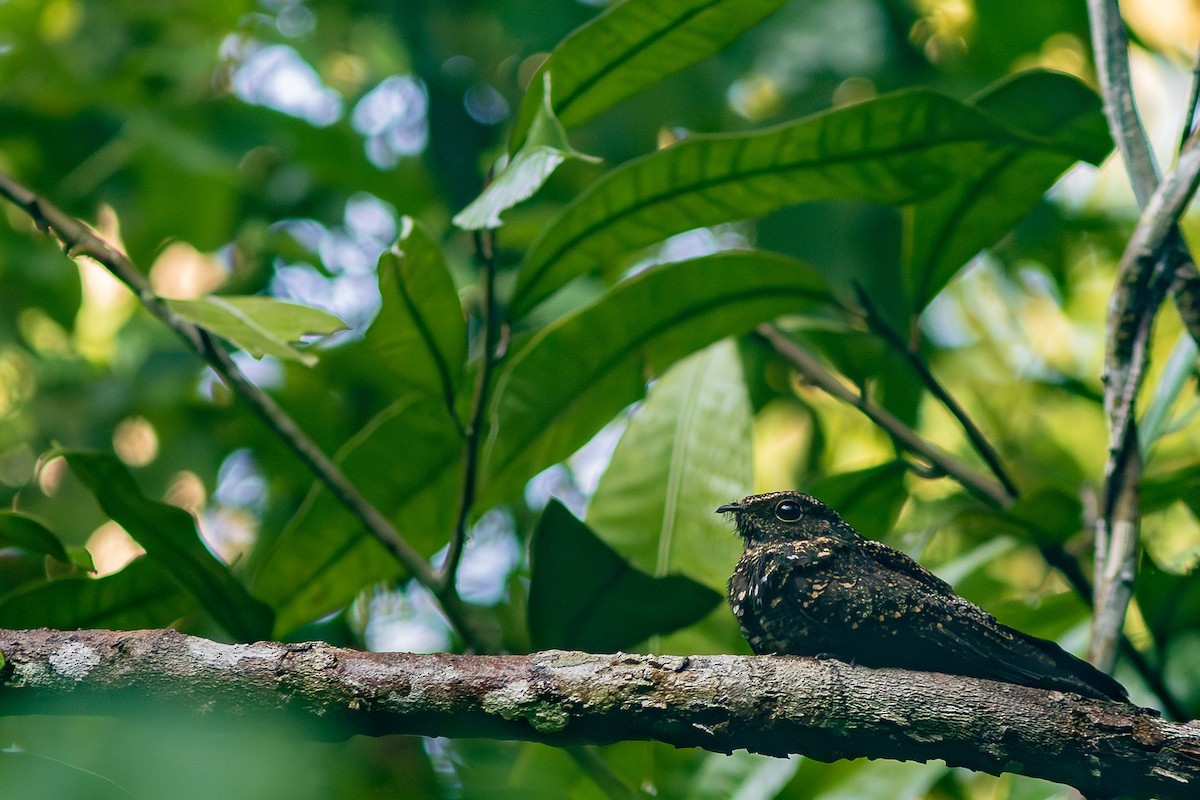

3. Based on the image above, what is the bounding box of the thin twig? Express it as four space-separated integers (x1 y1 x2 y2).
1084 0 1200 676
0 171 495 651
1087 0 1159 205
1089 128 1200 671
852 285 1020 501
1088 1 1200 344
441 228 500 595
757 324 1011 507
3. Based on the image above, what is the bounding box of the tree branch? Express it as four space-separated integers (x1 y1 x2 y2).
1087 0 1159 206
1 628 1196 798
0 172 495 652
1091 129 1200 672
1087 0 1200 345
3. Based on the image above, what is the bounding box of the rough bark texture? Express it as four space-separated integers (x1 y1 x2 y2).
1 628 1197 798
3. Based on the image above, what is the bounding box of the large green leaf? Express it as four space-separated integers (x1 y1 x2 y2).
508 0 789 149
527 500 721 651
483 250 835 505
0 556 195 630
904 70 1112 310
62 450 273 641
0 511 70 563
364 217 468 412
806 462 909 540
251 393 462 636
456 76 600 230
167 295 347 366
586 339 750 591
511 75 1106 315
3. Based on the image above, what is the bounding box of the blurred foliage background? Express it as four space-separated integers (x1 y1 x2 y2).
2 0 1200 798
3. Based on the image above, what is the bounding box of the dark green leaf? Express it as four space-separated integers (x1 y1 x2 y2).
587 340 751 591
904 70 1111 310
251 393 462 636
365 217 468 412
483 250 835 505
1005 488 1084 546
0 557 195 630
1138 557 1200 649
62 450 273 641
509 0 789 148
166 296 347 366
528 500 721 651
512 85 1087 315
807 462 909 537
0 511 71 563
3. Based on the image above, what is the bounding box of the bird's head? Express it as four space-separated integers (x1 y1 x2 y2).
716 491 857 546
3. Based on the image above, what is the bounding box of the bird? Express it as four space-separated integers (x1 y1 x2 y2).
718 490 1130 702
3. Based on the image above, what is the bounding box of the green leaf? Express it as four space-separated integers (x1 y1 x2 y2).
1005 488 1084 546
783 758 948 800
1139 332 1200 453
166 296 348 366
806 462 908 539
251 393 461 636
508 0 789 148
365 217 468 412
904 70 1111 310
691 751 800 800
1137 557 1200 647
0 511 71 563
527 500 721 651
455 75 600 231
1142 501 1200 575
512 75 1108 316
483 250 835 505
61 450 273 641
586 339 751 591
0 557 196 630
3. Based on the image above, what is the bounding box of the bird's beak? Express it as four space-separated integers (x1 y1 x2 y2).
715 503 741 514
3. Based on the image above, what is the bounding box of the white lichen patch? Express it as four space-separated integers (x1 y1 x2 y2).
186 638 280 671
49 643 101 681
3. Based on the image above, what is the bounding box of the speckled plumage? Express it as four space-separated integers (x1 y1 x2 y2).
720 491 1129 702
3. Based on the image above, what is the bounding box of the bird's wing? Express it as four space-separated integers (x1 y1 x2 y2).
883 573 1129 701
858 538 955 596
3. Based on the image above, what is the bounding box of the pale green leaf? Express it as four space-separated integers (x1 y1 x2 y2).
455 75 600 231
167 295 347 366
1142 501 1200 575
587 339 751 591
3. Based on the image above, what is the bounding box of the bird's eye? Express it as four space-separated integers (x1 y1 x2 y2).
774 499 803 522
